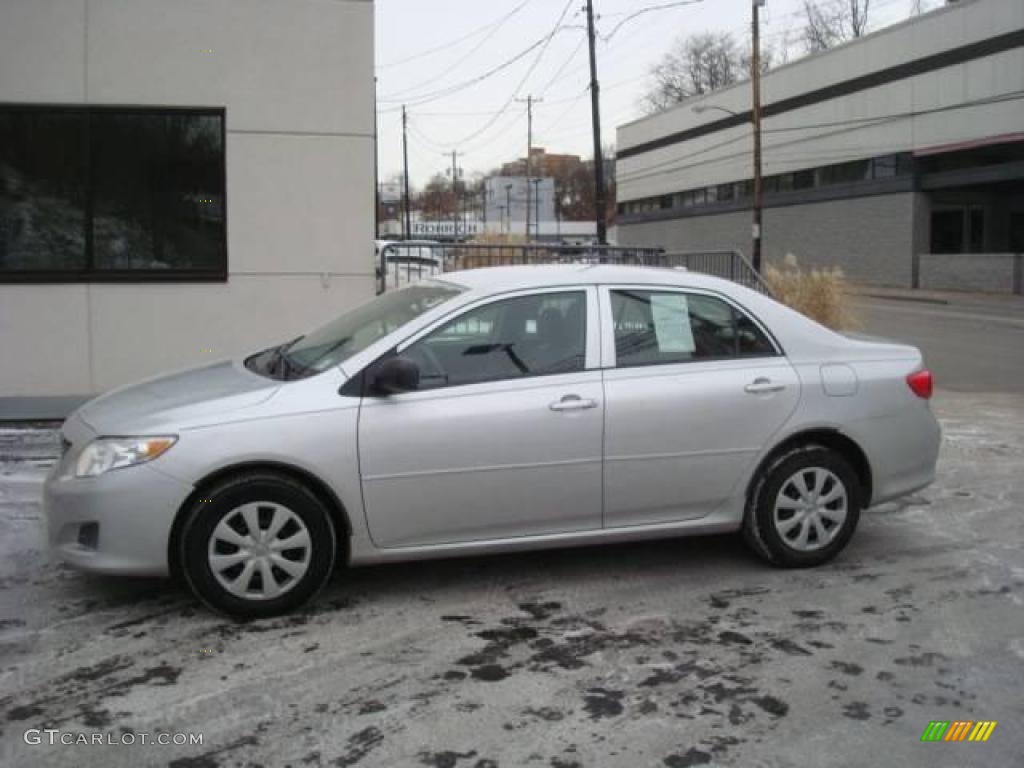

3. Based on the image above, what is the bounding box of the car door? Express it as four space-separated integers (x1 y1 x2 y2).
600 285 800 527
357 286 604 548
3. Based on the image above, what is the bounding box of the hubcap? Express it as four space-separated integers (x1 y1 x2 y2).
207 502 312 601
773 467 848 552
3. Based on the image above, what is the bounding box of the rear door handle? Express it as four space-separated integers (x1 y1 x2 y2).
549 395 598 412
744 377 786 394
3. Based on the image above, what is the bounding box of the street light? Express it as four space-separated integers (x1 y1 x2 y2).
692 104 738 117
505 184 513 237
694 102 763 273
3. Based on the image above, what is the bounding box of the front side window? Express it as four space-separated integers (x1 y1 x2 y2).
611 290 775 367
404 291 586 390
0 105 225 280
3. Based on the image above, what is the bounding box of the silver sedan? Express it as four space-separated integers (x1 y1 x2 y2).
44 265 941 617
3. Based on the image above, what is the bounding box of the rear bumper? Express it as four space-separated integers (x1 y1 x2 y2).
850 403 942 506
43 462 193 577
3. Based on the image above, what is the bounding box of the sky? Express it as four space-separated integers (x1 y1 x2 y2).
375 0 933 189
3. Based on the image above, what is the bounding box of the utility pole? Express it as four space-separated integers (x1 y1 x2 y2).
751 0 765 272
515 95 541 241
505 183 513 236
446 150 463 242
531 178 542 240
401 105 411 240
585 0 607 245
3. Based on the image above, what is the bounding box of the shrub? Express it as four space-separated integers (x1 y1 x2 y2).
764 253 859 331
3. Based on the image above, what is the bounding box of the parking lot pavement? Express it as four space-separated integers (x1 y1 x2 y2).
1 391 1022 768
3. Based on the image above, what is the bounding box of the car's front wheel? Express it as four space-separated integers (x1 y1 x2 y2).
179 472 337 618
744 446 862 567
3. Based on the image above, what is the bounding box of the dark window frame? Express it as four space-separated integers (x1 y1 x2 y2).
0 102 227 283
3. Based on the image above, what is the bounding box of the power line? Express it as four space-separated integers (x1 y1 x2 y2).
379 2 577 106
539 37 586 97
601 0 705 43
384 0 535 100
418 0 576 151
377 0 534 71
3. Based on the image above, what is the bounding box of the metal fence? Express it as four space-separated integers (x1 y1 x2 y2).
662 249 769 293
376 242 770 295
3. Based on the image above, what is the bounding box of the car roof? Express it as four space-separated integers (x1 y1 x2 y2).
440 264 742 294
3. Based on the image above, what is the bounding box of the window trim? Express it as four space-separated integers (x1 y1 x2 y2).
597 285 782 370
385 285 599 392
0 102 227 283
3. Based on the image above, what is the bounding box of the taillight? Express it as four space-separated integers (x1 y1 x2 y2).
906 369 933 399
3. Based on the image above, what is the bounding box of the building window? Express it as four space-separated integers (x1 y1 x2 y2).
968 207 985 253
871 155 898 179
0 105 226 281
930 209 964 254
820 159 870 186
793 169 815 190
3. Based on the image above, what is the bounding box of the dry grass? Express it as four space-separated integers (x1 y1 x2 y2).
452 233 530 270
764 253 859 331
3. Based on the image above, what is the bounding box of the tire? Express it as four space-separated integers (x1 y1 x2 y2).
179 471 337 618
743 446 861 568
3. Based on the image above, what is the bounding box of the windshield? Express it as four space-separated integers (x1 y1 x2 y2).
246 281 464 380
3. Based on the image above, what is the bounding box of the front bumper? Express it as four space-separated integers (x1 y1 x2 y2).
43 459 194 577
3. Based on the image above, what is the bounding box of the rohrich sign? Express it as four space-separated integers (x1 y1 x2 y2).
412 221 484 238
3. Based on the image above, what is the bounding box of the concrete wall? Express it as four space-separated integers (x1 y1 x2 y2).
917 253 1023 293
618 193 917 287
0 0 376 415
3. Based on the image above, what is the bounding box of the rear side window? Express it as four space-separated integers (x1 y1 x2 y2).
610 290 775 367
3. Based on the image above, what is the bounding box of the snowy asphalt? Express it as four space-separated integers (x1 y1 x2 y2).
1 391 1022 767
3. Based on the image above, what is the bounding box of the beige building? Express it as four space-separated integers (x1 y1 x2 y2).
0 0 376 417
615 0 1024 293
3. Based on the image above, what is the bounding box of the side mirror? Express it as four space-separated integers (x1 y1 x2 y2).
371 356 420 395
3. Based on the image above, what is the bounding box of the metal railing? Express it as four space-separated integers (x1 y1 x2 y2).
662 249 770 293
376 242 770 295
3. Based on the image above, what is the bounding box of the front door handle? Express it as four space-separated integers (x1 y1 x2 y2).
549 394 598 412
744 377 786 394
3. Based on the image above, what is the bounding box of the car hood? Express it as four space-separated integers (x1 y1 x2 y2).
77 360 280 434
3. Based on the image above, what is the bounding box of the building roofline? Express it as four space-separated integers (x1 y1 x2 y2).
617 0 983 134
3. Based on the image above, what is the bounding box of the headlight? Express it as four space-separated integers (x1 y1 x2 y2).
74 436 177 478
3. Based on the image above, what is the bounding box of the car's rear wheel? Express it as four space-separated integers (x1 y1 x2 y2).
744 446 861 567
179 472 336 618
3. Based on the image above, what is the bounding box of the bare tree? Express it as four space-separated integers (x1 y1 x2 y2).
642 32 772 114
802 0 872 53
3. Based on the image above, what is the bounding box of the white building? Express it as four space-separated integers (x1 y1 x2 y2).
616 0 1024 293
0 0 375 417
